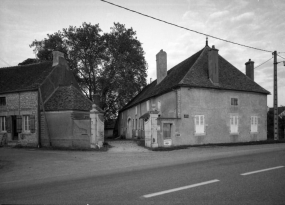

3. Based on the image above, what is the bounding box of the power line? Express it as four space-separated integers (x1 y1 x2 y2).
0 58 11 67
101 0 273 53
255 57 273 69
277 54 285 60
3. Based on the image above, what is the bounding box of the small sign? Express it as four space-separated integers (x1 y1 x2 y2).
164 139 172 146
184 114 189 118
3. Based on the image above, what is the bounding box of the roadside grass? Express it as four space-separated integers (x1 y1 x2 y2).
10 142 111 152
150 139 285 151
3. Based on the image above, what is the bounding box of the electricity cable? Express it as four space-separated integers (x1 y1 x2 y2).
255 57 273 69
101 0 273 53
277 55 285 60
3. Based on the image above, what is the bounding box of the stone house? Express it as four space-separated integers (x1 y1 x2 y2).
117 43 270 147
0 51 104 148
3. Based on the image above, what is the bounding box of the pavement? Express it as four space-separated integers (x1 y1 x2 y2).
1 142 285 189
1 143 285 204
107 140 150 153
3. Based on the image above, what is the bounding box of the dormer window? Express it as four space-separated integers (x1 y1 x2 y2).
231 98 238 106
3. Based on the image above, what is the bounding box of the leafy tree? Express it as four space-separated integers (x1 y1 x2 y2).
30 22 147 120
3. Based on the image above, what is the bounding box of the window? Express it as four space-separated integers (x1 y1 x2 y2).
251 116 258 133
195 115 205 134
23 115 30 132
135 106 138 115
0 97 6 106
0 116 6 132
163 123 172 139
230 115 239 133
132 119 134 129
136 119 137 130
231 98 238 106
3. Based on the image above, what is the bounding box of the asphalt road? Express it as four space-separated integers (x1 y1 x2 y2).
1 147 285 205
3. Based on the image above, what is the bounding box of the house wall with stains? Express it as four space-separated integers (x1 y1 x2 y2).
176 87 267 145
41 111 91 148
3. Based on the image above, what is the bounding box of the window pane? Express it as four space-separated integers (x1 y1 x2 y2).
195 116 199 125
200 116 204 125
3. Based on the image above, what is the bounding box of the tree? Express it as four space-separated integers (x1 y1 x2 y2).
29 22 147 121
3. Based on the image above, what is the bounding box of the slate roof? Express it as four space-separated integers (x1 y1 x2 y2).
44 85 93 111
122 45 270 111
0 61 53 93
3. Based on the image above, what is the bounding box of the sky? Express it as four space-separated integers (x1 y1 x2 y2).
0 0 285 107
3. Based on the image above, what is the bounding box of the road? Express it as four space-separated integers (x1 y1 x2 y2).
1 145 285 204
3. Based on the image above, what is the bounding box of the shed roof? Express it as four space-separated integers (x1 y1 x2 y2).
122 45 270 111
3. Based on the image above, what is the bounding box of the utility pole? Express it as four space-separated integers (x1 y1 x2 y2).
273 51 278 140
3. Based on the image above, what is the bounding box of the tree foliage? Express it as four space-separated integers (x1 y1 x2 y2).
30 22 147 120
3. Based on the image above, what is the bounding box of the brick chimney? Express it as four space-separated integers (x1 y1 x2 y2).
52 51 65 66
156 49 167 84
245 59 254 81
208 45 219 85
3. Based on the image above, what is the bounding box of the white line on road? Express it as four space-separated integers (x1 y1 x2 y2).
241 166 284 176
142 179 220 198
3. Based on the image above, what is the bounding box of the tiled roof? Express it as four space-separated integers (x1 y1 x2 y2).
44 85 93 111
0 61 53 93
122 46 270 111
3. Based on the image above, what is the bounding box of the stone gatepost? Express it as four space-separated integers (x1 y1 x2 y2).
90 104 104 148
150 112 159 148
143 111 159 148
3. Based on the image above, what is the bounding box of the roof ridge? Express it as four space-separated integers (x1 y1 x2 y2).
179 46 208 85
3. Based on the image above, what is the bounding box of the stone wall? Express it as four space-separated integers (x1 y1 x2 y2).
0 91 39 147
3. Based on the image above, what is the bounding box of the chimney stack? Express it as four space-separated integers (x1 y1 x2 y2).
245 59 254 81
208 45 219 85
52 51 65 66
156 49 167 84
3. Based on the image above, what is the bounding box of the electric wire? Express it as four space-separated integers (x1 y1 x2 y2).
255 57 273 69
0 58 11 67
101 0 273 53
277 54 285 60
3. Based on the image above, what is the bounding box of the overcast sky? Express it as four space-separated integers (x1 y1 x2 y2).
0 0 284 107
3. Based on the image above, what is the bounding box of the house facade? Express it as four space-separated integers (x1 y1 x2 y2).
117 44 269 147
0 51 104 148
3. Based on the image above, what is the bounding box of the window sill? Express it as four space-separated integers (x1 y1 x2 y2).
194 132 206 136
230 132 239 135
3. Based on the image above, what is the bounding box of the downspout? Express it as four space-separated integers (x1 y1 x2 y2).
38 87 52 147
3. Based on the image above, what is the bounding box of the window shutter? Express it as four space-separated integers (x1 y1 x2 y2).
30 115 36 133
6 116 11 133
16 116 22 133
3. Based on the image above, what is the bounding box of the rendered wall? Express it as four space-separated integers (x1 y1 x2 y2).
119 90 177 139
41 111 90 148
177 87 267 145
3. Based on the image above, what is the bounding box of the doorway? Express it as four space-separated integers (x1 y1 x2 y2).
12 116 19 140
127 118 132 139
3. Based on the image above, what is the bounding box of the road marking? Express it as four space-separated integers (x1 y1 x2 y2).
241 166 284 176
142 179 220 198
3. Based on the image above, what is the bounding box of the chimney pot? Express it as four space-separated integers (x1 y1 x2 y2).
245 59 254 81
52 51 65 66
156 49 167 84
